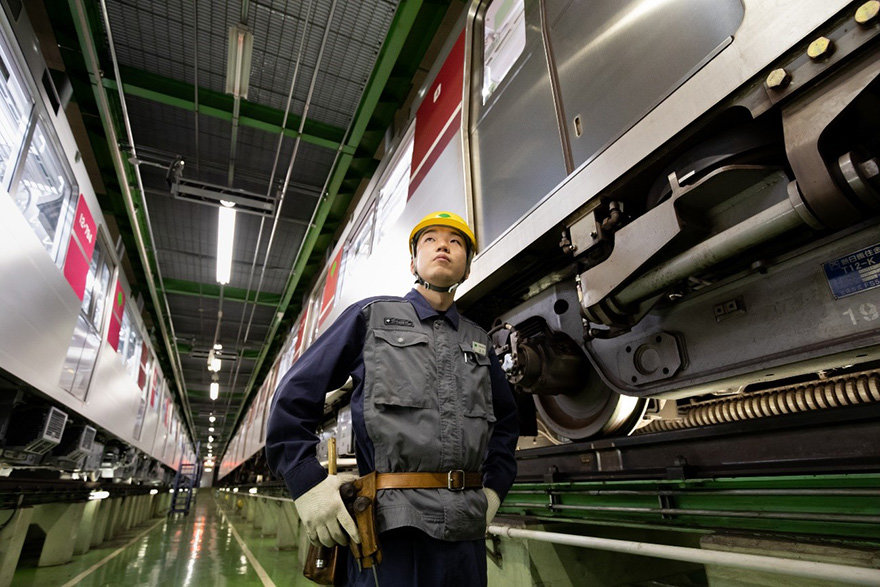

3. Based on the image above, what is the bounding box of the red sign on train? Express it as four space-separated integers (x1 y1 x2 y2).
409 32 465 198
62 195 97 300
318 248 343 329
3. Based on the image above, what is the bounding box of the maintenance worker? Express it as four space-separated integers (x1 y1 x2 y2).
266 211 518 586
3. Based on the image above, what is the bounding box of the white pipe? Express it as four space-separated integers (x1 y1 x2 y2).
488 525 880 586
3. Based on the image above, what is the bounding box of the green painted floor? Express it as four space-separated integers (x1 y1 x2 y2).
12 497 312 586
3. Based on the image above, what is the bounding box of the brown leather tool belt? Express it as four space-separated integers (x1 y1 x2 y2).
375 470 482 491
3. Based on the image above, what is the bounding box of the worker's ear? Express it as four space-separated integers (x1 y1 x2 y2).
410 257 416 276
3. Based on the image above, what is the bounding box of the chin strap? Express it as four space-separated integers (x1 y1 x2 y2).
414 273 461 294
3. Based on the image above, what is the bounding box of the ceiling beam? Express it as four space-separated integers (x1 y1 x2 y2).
162 278 281 307
101 67 354 153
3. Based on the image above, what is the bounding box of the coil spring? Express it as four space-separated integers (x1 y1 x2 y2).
636 371 880 434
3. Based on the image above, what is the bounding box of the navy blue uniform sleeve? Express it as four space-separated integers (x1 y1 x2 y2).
265 303 365 499
481 350 518 500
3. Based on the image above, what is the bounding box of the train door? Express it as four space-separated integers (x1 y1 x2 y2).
57 228 115 400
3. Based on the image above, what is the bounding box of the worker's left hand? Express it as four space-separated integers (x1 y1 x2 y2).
483 487 500 525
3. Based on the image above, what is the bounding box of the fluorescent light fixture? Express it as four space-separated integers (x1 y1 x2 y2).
216 205 236 284
209 416 216 423
226 24 254 99
208 427 214 433
208 443 213 449
248 487 258 494
207 349 221 372
233 487 239 493
214 343 223 350
149 489 158 495
204 467 213 472
208 435 214 443
209 381 219 400
89 490 110 500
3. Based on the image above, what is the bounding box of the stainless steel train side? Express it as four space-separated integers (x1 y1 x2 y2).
0 4 193 482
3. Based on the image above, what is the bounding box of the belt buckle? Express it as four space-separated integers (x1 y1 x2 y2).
447 470 465 491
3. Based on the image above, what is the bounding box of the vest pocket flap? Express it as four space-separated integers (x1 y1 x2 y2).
375 329 429 348
458 342 490 365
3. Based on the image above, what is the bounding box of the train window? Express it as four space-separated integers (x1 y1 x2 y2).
373 138 412 248
0 37 31 186
10 117 76 262
119 307 143 383
481 0 526 104
80 238 112 331
341 201 376 288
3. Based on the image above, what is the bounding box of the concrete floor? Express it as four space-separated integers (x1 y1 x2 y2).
11 497 312 587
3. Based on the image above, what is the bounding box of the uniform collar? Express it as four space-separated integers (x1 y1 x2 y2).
405 289 460 330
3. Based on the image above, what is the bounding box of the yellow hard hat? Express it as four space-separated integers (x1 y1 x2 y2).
409 211 477 258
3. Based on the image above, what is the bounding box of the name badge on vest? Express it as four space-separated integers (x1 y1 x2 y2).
384 317 414 327
471 341 487 356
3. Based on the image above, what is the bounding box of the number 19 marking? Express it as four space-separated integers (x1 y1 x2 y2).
842 302 879 325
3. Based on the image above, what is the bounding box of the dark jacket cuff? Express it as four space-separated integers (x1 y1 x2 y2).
284 457 327 499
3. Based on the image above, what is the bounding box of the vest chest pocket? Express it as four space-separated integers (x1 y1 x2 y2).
458 342 495 420
371 329 434 408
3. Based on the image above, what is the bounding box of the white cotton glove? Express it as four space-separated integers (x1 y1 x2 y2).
294 473 361 547
483 487 501 525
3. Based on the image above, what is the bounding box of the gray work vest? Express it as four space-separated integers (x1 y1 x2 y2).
361 299 497 541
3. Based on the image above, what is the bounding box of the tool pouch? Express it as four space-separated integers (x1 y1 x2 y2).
303 543 347 585
343 471 382 568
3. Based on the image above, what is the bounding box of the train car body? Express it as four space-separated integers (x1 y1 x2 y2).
0 4 194 482
214 1 880 579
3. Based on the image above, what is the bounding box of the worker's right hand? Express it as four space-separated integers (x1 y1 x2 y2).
294 474 361 547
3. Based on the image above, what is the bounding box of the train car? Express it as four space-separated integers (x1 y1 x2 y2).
215 0 880 583
0 1 195 488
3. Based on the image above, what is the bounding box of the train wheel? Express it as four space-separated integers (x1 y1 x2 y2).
533 366 646 440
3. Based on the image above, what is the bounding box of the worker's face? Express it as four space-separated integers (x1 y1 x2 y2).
411 226 469 287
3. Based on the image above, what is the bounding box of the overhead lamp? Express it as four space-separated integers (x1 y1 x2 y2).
207 349 221 372
225 24 253 99
209 416 216 423
208 427 214 433
249 487 258 494
216 202 236 285
89 490 110 500
149 489 158 495
208 435 214 443
209 380 219 401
